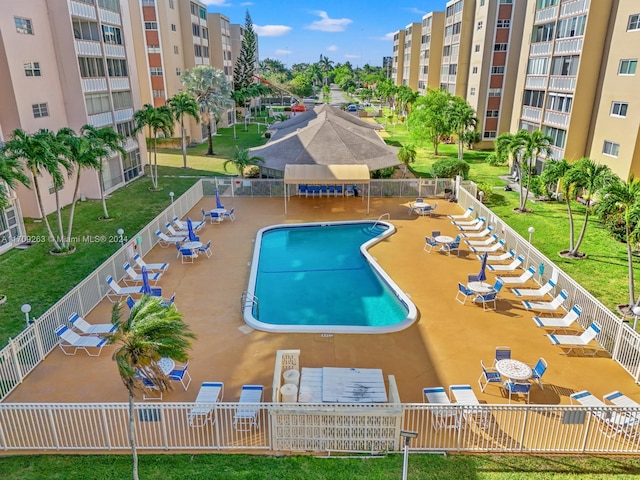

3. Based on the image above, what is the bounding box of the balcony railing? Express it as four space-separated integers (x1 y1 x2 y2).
530 42 552 56
525 75 548 89
560 0 590 18
522 107 542 123
554 38 583 55
103 44 126 58
88 111 113 127
544 110 570 128
535 5 558 23
548 76 576 91
81 78 107 93
108 77 130 91
98 8 121 26
75 40 101 56
69 0 97 19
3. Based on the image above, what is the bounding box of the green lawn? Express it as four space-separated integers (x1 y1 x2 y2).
1 453 639 479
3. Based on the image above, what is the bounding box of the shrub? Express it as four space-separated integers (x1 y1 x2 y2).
371 167 396 179
486 152 507 166
431 158 470 179
476 182 494 203
243 166 260 178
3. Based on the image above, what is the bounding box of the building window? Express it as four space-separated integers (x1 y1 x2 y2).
448 64 457 75
85 93 111 115
202 46 209 57
527 57 549 75
171 24 177 31
500 0 513 3
14 17 33 35
78 57 106 77
533 22 555 42
98 0 120 12
494 43 508 51
551 55 579 76
73 19 100 41
475 44 480 53
107 58 128 77
116 120 136 138
24 62 41 76
190 2 198 15
141 0 155 5
144 22 158 30
483 131 497 138
199 6 207 20
112 90 133 109
497 20 510 29
150 67 163 76
169 0 174 8
556 15 586 39
546 93 573 113
192 23 200 36
472 66 478 74
619 59 638 75
480 0 485 5
488 88 502 97
102 25 123 44
32 103 49 118
202 27 208 40
470 88 476 96
152 89 165 98
194 45 202 57
628 14 640 31
477 21 483 30
611 102 628 117
603 141 620 157
174 45 179 54
486 110 499 117
491 66 505 74
543 126 567 148
537 0 558 9
523 89 545 108
123 149 142 182
176 68 181 76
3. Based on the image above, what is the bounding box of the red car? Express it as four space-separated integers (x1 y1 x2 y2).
291 104 306 112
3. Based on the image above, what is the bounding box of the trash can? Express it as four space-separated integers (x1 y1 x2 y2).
280 383 298 403
283 369 300 386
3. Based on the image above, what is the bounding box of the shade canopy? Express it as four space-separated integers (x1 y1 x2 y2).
284 164 371 185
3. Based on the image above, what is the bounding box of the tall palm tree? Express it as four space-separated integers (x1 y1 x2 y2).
518 130 553 212
318 55 334 86
108 296 195 480
168 92 200 169
0 148 28 210
496 130 527 210
181 66 233 156
447 98 477 160
541 158 577 252
597 175 640 310
223 147 263 177
133 104 174 190
81 125 126 219
397 144 417 178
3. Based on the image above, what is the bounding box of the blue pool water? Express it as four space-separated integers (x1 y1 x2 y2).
243 221 417 333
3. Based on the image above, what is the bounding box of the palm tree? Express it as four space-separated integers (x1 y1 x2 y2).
181 66 233 156
518 130 553 212
81 125 126 219
318 55 334 86
447 98 477 160
133 104 174 190
597 175 640 311
397 144 417 178
0 148 28 210
168 92 200 169
496 130 526 209
541 158 577 253
108 295 195 480
223 147 264 177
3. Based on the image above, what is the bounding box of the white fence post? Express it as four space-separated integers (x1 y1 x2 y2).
8 337 24 384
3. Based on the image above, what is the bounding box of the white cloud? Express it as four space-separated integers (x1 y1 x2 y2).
343 54 361 59
370 32 395 41
327 45 338 52
200 0 231 6
275 49 293 55
306 10 352 32
255 25 292 37
240 2 253 5
407 7 427 15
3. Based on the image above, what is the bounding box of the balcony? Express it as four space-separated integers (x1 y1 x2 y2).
98 8 121 26
69 1 97 19
522 107 542 123
88 112 113 128
81 78 108 93
554 38 583 54
103 44 126 58
75 40 101 56
114 108 133 123
124 138 139 152
535 5 558 23
525 75 548 89
108 77 130 91
529 42 552 56
560 0 590 18
548 76 576 91
544 111 570 128
548 146 564 160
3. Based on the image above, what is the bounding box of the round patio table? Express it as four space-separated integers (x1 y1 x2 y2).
495 359 532 381
156 357 175 375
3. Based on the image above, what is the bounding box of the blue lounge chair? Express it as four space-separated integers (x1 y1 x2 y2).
233 385 264 431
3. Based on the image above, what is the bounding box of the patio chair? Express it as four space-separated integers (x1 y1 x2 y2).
202 208 222 224
474 290 498 311
571 390 639 439
123 262 162 285
604 391 640 408
547 321 601 355
498 267 536 286
223 208 236 221
166 222 188 237
106 276 145 302
504 381 531 403
168 361 192 391
68 312 117 335
417 204 433 216
532 305 582 328
138 374 163 400
345 185 354 197
429 202 438 216
55 325 108 356
522 289 568 312
155 230 186 247
480 249 515 262
465 234 499 247
462 226 493 239
423 387 460 430
457 219 487 231
512 279 556 297
188 382 224 427
336 185 344 195
416 197 424 203
198 240 212 258
173 216 204 231
328 185 335 196
298 185 308 197
445 236 462 256
494 346 511 364
470 240 505 253
487 254 524 272
125 295 135 310
448 206 473 220
431 230 441 239
133 253 168 273
160 293 176 309
178 245 197 264
455 282 475 304
478 360 503 392
528 358 548 390
452 216 482 227
424 236 439 253
233 385 264 431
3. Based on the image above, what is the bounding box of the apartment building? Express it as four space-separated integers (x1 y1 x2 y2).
0 123 25 253
0 0 146 219
400 23 421 89
510 0 614 168
207 13 234 127
128 0 210 143
440 0 476 97
391 29 405 85
418 12 445 94
467 0 527 148
382 56 393 78
588 2 640 179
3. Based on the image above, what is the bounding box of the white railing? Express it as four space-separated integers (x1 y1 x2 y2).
99 8 121 26
103 44 126 58
530 42 552 56
114 108 133 123
525 75 548 89
82 78 108 93
522 107 542 122
535 5 559 23
544 110 570 127
549 76 576 91
88 111 113 127
108 77 130 91
560 0 590 18
75 40 101 56
554 38 583 55
69 1 97 19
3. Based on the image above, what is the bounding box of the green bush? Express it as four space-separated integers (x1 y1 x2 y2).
476 182 495 203
486 152 507 166
431 158 470 179
371 167 396 179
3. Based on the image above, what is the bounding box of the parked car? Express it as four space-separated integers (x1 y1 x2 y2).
346 104 358 112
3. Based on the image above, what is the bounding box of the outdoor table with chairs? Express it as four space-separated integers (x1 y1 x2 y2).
467 281 494 294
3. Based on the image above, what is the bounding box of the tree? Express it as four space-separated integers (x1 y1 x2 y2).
133 104 174 189
0 148 27 210
541 159 578 253
108 295 195 480
81 125 126 219
168 92 200 169
395 85 418 117
597 175 640 310
397 144 416 178
223 147 264 177
407 88 452 155
233 11 258 91
181 66 233 156
447 97 477 160
318 55 334 86
517 130 553 212
496 131 526 200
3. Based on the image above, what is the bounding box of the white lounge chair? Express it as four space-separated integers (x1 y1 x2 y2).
604 391 640 409
457 219 486 231
123 262 162 285
189 382 224 427
498 266 536 286
532 305 582 328
106 276 145 302
452 216 483 227
173 216 205 232
470 240 505 253
465 234 499 247
487 254 524 272
479 250 515 263
423 386 459 430
571 390 639 439
547 321 601 355
513 279 556 297
448 206 473 220
233 385 264 431
55 325 108 356
166 222 188 237
449 384 490 430
68 312 117 335
133 253 169 273
155 230 186 247
462 226 493 239
522 289 568 312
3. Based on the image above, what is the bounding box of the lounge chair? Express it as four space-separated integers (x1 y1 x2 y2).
123 262 162 285
513 279 556 297
223 208 236 221
155 230 186 247
449 384 490 429
480 250 515 263
455 282 475 305
424 236 439 253
457 219 487 231
604 391 640 408
465 234 499 247
504 381 531 403
68 312 117 335
462 226 493 239
55 325 108 356
571 390 639 439
532 305 582 328
173 216 204 232
422 386 459 430
202 208 222 224
106 276 145 302
233 385 264 431
188 382 224 427
528 358 548 390
166 222 188 237
133 253 169 273
168 361 192 391
547 321 601 355
452 216 483 227
470 240 505 253
478 360 502 392
487 254 524 272
448 206 473 220
522 289 568 313
498 266 536 286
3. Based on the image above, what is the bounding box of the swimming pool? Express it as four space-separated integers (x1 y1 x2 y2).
243 220 417 333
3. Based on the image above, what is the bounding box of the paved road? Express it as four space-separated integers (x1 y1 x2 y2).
327 85 348 106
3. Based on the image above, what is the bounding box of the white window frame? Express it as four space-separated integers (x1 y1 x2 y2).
24 62 41 77
603 140 620 157
627 14 640 31
470 88 476 96
32 103 49 118
611 101 628 117
14 17 33 35
619 59 637 75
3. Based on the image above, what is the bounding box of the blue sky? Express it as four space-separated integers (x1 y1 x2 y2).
202 0 444 67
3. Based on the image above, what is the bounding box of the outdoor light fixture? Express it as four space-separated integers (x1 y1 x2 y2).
399 430 418 480
169 191 174 203
117 228 124 246
528 226 535 243
632 305 640 330
21 303 32 326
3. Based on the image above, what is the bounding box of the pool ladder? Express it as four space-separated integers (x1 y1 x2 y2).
241 291 259 317
371 213 390 231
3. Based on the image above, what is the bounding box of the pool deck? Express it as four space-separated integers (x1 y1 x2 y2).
5 196 639 406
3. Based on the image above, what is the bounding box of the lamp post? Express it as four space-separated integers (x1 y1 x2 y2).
169 191 175 216
21 303 32 326
232 101 237 140
632 305 640 330
528 226 535 244
117 228 124 246
399 430 417 480
527 226 535 266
